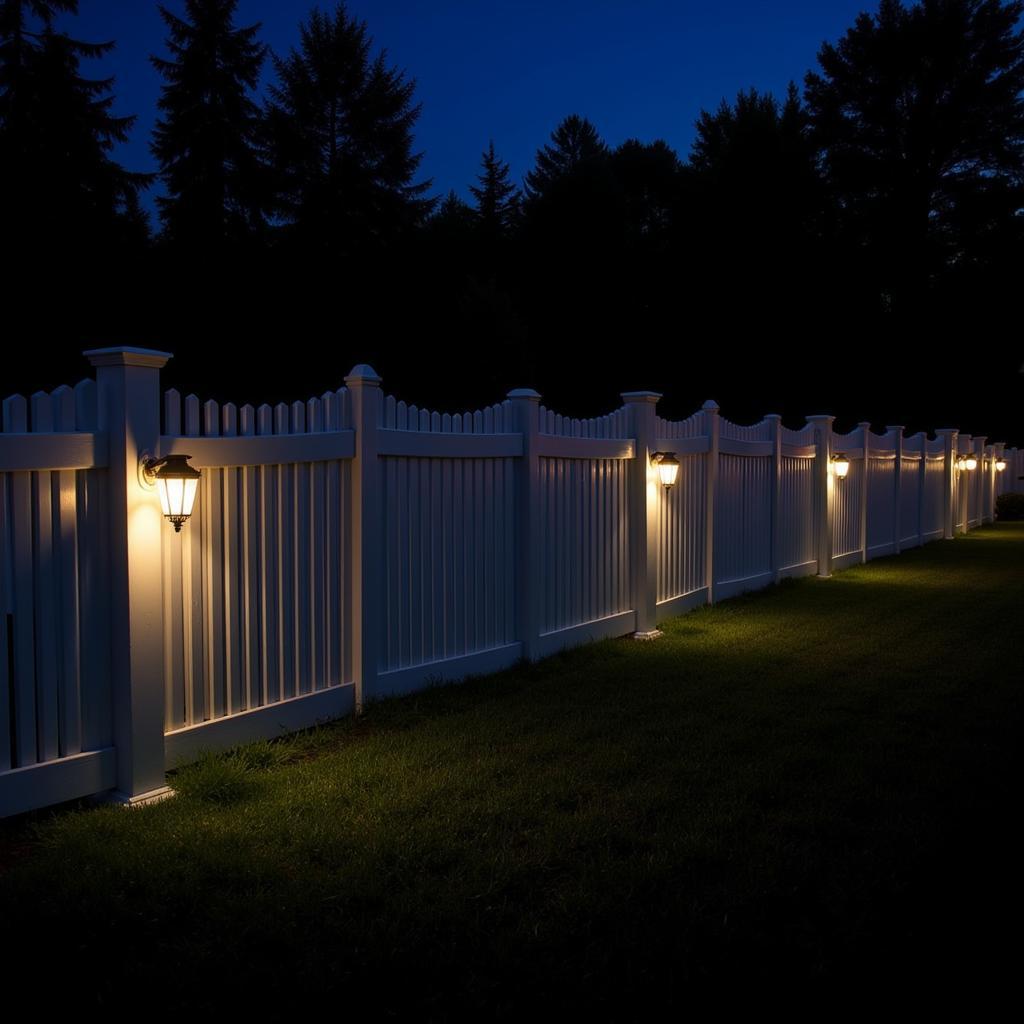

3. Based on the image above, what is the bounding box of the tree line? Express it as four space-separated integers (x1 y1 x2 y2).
1 0 1022 425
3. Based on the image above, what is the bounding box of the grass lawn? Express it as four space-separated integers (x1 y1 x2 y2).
2 524 1021 1013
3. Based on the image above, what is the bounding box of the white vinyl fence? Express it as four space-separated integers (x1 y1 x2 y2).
1 347 1020 815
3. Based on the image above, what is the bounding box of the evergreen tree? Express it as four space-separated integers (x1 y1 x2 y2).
671 84 835 332
469 140 520 241
426 189 475 245
150 0 268 249
0 0 149 254
804 0 1024 313
264 2 433 252
520 113 620 257
688 84 822 246
523 113 608 201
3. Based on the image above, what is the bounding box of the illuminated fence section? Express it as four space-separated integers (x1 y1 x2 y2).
535 406 634 654
377 396 518 691
866 437 897 558
714 446 773 594
160 389 354 742
1 346 1018 816
832 426 865 564
539 456 631 635
0 381 113 813
656 451 707 604
924 448 947 538
779 425 816 574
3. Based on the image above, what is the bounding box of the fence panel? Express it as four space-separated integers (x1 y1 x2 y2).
714 448 772 587
899 456 921 545
539 455 631 633
779 454 816 572
161 389 355 735
866 454 896 556
0 381 112 816
657 453 707 602
832 454 864 561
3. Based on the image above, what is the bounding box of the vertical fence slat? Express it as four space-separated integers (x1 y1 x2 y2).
7 396 35 765
30 393 59 762
52 387 81 756
0 470 10 771
258 405 279 705
240 405 260 707
309 397 325 691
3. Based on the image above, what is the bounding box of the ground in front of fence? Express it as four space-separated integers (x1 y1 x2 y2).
1 523 1022 1012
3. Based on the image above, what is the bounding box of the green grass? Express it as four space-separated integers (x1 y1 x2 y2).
2 525 1022 1013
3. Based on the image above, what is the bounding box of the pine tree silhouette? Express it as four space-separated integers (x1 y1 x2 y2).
469 140 520 242
264 2 434 253
523 114 609 202
150 0 268 250
804 0 1024 313
0 0 150 255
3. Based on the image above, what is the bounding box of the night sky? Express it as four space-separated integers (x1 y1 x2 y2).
68 0 876 210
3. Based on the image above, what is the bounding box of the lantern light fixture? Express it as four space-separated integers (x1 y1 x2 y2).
964 455 978 472
831 453 851 479
142 454 200 532
995 458 1007 472
651 452 680 489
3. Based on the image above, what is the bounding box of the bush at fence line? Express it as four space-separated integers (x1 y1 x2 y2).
995 493 1024 521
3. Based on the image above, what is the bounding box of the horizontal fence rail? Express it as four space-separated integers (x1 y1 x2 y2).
1 349 1019 816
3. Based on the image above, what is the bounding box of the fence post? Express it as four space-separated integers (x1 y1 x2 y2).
888 425 904 554
84 346 172 805
808 415 834 577
767 414 782 583
508 388 542 660
703 400 720 604
858 422 870 563
622 390 662 637
346 364 382 712
935 428 958 539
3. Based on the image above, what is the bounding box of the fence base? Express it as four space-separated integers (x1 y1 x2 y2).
632 629 664 641
99 785 175 808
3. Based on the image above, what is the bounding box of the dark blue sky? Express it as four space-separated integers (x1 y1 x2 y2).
67 0 876 210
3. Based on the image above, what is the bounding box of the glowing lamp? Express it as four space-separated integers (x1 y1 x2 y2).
964 455 978 471
144 455 200 532
831 453 851 479
996 459 1007 472
651 452 680 489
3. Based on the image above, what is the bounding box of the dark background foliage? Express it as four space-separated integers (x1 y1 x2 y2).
1 0 1021 442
